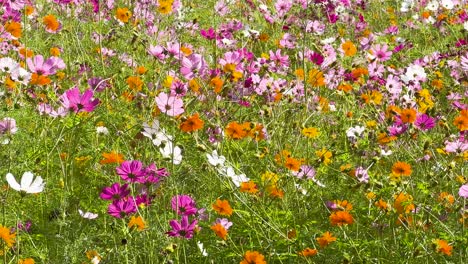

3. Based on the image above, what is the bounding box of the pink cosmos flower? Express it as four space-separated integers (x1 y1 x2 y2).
60 87 100 113
180 54 205 80
171 195 198 216
369 44 392 62
0 117 17 134
148 45 166 61
116 160 146 183
214 218 233 230
100 183 130 200
26 55 65 76
166 215 198 239
155 92 184 117
445 139 468 153
107 199 137 218
459 185 468 198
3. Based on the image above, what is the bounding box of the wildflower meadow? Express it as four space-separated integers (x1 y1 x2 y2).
1 0 468 263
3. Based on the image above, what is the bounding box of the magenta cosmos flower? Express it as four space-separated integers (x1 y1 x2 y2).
107 199 137 218
171 195 198 216
414 114 435 131
155 92 184 117
166 215 198 239
100 183 130 200
116 160 146 183
60 87 100 113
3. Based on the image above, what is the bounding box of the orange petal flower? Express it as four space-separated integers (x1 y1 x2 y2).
329 211 354 226
212 199 233 217
180 113 204 132
316 231 337 247
240 251 266 264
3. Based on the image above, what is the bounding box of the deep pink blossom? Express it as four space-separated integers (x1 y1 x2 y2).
166 215 198 239
60 87 100 113
116 160 146 183
107 199 137 218
100 183 130 200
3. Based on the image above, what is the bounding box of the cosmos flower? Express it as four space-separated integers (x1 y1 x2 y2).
6 172 45 194
166 215 198 239
171 195 198 216
116 160 146 183
100 183 130 201
155 92 184 117
107 199 137 218
60 87 100 113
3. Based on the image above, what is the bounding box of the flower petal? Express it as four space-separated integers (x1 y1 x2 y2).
6 173 21 191
20 171 34 190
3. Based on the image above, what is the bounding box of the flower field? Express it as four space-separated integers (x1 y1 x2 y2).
0 0 467 263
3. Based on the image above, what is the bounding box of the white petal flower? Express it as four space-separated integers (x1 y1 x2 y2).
78 209 98 219
206 150 226 167
6 172 45 194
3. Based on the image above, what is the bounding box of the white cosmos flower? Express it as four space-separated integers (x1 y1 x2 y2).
220 166 249 187
142 120 173 146
160 141 183 165
206 150 226 167
6 172 45 193
78 209 98 219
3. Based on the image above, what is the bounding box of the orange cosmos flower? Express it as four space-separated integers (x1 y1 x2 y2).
225 121 248 139
391 161 412 177
316 231 337 247
126 76 143 91
240 251 266 264
329 211 354 226
400 108 417 123
189 79 200 93
375 199 389 211
30 73 51 86
0 225 16 248
19 259 35 264
5 21 22 38
180 113 204 132
308 69 325 87
333 200 353 211
342 40 357 56
393 193 415 214
50 47 61 56
438 192 455 207
100 151 124 165
136 66 147 75
212 199 233 216
299 248 318 257
128 215 146 231
284 157 301 171
453 110 468 131
210 76 224 93
435 239 452 256
116 7 132 23
210 223 228 240
240 181 259 194
267 186 284 199
42 14 61 33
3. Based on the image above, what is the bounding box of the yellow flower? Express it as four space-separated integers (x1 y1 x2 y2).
302 127 320 139
116 7 132 23
128 215 146 231
316 148 332 165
